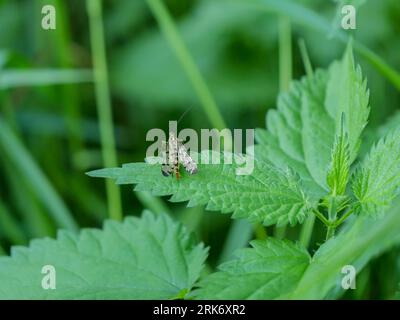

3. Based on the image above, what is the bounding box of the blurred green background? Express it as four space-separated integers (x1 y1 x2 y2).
0 0 399 299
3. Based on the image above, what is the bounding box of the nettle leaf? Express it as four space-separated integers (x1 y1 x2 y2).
254 71 328 197
88 153 316 227
254 44 369 195
352 129 400 217
326 115 350 196
0 211 208 299
361 111 400 157
191 238 310 299
325 43 370 162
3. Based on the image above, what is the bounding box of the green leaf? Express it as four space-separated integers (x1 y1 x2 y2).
352 129 400 217
361 111 400 157
255 44 369 195
254 71 329 197
87 153 316 227
326 114 350 196
325 43 370 162
0 211 208 299
191 238 310 299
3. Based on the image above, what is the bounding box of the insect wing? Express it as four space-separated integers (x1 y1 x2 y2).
178 143 198 174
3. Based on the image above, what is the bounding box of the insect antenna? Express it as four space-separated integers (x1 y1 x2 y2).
176 106 192 125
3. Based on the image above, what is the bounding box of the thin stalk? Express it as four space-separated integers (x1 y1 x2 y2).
178 206 204 232
3 157 53 238
326 197 338 240
299 215 315 248
312 208 330 227
218 219 254 264
254 223 268 240
298 38 315 246
0 117 78 231
275 15 292 239
135 191 172 216
298 38 313 76
53 0 85 155
353 41 400 91
333 206 357 227
325 225 336 240
278 16 292 91
0 202 27 245
87 0 122 221
146 0 227 131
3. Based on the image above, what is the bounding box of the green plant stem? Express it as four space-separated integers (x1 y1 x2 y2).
298 38 313 76
278 16 292 91
297 40 314 247
87 0 122 221
325 225 335 240
0 117 78 231
299 215 315 248
326 197 338 240
146 0 227 131
0 202 27 245
333 206 357 227
218 219 253 264
312 208 330 226
0 244 5 256
254 223 268 240
51 0 85 156
135 191 172 216
288 198 400 299
275 15 292 239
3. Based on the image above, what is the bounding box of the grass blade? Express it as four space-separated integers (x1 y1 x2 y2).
146 0 227 131
0 117 78 231
87 0 122 221
0 69 93 89
0 201 27 245
234 0 400 91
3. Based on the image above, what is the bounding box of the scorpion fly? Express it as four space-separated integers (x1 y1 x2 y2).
161 132 198 179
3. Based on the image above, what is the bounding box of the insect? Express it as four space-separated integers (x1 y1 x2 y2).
161 132 198 179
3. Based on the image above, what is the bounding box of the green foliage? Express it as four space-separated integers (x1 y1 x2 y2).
2 0 400 300
0 211 207 299
192 238 310 299
325 43 370 162
288 199 400 299
255 44 368 195
361 111 400 156
352 129 400 217
326 115 350 196
255 70 329 196
88 153 316 227
87 44 400 299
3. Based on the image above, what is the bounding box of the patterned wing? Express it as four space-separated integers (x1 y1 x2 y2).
178 142 198 175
